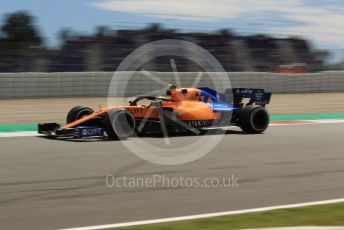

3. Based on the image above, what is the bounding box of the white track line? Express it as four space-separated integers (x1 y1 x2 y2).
1 119 344 138
59 198 344 230
308 119 344 124
0 131 38 137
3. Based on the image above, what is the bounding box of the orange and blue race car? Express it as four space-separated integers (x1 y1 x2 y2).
38 87 271 139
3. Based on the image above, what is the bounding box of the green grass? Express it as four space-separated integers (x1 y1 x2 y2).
0 122 66 132
0 123 38 132
116 203 344 230
270 113 344 121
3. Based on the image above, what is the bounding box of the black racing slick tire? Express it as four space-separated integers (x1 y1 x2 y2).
104 109 136 140
66 106 94 124
239 105 269 134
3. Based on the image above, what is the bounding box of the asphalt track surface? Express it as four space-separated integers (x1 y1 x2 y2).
1 123 344 230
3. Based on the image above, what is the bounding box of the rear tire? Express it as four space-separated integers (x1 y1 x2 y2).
66 106 94 124
104 109 136 140
239 105 269 134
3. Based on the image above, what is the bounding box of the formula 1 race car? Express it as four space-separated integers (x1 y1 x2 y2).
38 87 271 139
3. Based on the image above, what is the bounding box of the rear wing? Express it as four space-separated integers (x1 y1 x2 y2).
221 88 271 107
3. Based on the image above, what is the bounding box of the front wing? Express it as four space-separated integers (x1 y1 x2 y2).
38 123 105 138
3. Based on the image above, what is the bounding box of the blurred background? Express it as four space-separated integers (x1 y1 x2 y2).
0 0 343 73
1 3 344 229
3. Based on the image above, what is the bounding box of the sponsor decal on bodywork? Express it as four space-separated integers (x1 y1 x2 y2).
78 127 104 137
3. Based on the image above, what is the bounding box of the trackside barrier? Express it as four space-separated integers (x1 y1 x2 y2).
0 71 344 99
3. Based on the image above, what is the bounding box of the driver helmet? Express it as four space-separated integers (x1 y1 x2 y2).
168 83 177 89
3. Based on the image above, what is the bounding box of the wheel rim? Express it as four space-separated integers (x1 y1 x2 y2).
111 111 135 138
251 108 269 132
75 109 93 120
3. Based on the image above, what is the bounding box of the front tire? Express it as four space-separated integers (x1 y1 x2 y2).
239 105 269 134
66 106 94 124
104 109 136 140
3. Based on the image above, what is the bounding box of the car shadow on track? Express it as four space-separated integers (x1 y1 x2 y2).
38 129 252 142
137 129 246 137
